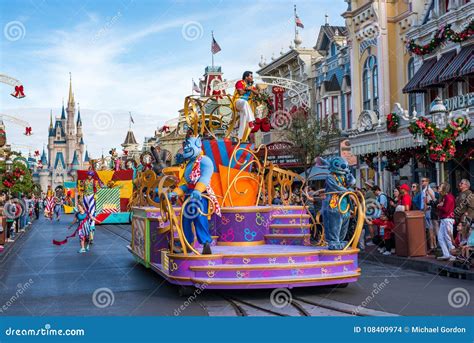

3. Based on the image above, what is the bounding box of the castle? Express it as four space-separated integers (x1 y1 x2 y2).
34 75 90 192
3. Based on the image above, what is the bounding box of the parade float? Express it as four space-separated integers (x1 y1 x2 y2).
128 75 365 290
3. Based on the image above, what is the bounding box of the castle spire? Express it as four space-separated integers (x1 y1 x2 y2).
77 103 82 125
68 72 74 106
49 110 53 128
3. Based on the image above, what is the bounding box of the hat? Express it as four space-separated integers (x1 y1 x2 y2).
400 184 410 192
365 180 375 188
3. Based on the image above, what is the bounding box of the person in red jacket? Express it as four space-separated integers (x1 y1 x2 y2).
437 182 456 261
366 211 395 255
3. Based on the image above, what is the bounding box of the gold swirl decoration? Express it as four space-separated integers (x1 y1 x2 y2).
183 95 237 139
265 164 304 206
222 140 268 207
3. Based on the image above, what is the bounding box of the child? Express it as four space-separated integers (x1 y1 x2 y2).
366 211 395 255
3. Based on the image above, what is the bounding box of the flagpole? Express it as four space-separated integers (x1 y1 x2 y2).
294 4 297 38
211 31 214 68
129 112 132 130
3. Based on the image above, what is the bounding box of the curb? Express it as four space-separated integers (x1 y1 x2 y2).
360 251 474 280
0 223 34 265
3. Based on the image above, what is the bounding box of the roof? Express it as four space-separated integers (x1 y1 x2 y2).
84 150 90 162
80 137 84 145
77 108 82 125
71 151 79 167
40 149 48 164
314 25 347 51
54 151 66 169
122 130 138 146
54 120 66 137
61 104 66 120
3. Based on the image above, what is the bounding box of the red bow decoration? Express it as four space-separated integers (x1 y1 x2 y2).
34 150 40 157
24 127 32 135
250 117 272 133
11 85 25 99
212 90 223 100
123 150 128 155
160 125 170 133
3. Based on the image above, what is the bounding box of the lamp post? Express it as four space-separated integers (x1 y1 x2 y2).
429 97 448 184
5 158 13 172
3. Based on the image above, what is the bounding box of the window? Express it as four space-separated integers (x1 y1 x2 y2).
469 77 474 93
324 98 330 117
318 102 322 121
330 42 337 57
362 55 378 112
346 93 352 129
332 96 338 114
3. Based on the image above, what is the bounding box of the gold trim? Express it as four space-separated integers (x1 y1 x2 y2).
271 205 305 210
190 272 361 285
167 253 224 260
217 240 265 246
264 234 310 238
221 248 358 258
271 214 311 219
220 206 272 213
269 224 311 228
190 260 353 271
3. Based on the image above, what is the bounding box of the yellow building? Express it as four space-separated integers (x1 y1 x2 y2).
343 0 429 189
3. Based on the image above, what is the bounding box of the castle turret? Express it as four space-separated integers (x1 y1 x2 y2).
66 73 77 166
121 129 140 158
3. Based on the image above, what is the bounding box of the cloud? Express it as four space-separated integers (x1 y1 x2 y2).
1 0 346 157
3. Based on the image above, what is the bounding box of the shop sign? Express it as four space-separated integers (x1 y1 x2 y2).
443 93 473 112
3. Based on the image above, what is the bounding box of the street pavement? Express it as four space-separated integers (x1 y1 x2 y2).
0 216 472 316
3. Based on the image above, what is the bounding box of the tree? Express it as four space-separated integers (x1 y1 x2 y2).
0 160 34 196
280 110 340 180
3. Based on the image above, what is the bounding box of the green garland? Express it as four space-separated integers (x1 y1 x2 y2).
407 20 474 56
408 115 471 162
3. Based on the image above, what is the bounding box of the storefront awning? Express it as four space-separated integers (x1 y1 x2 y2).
439 45 474 82
402 58 436 93
419 50 456 88
350 134 416 156
459 50 474 77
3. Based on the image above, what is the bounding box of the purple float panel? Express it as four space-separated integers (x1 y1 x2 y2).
214 206 272 246
149 219 169 265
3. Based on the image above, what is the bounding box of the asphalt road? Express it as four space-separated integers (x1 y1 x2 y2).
0 216 472 316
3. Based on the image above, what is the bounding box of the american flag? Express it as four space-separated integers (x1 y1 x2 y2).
192 80 201 93
211 36 221 54
295 14 304 29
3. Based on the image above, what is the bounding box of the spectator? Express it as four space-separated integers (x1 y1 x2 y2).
364 181 376 200
373 186 388 210
411 183 422 210
397 184 412 211
460 224 473 259
390 187 400 207
429 183 441 249
421 178 436 251
272 191 283 205
437 182 456 261
454 179 474 239
366 211 395 255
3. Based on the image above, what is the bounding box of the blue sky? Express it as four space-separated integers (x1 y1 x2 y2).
0 0 347 157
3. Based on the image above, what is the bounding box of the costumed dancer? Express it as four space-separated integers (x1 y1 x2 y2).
53 204 100 253
321 157 356 250
83 170 100 244
44 186 54 221
53 195 62 222
168 136 221 254
233 71 259 142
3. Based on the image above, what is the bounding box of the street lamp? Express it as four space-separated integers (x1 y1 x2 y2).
429 97 448 183
5 158 13 172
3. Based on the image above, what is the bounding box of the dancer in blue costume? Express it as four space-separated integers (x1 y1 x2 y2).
320 157 356 250
168 136 221 255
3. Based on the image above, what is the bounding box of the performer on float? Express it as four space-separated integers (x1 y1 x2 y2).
320 157 356 250
44 186 54 221
233 71 259 142
168 135 221 254
83 170 101 244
